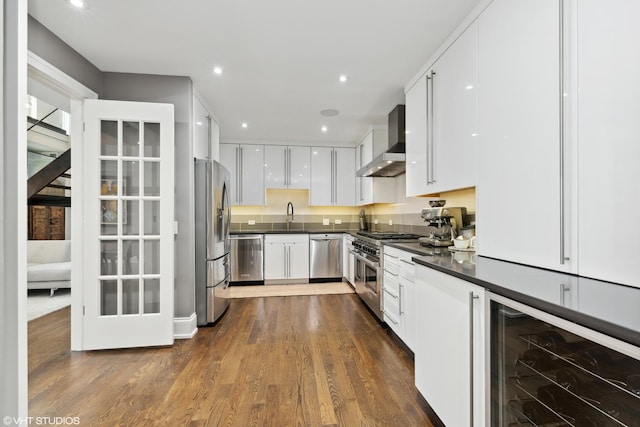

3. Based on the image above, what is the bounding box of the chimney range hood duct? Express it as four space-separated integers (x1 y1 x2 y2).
357 104 406 177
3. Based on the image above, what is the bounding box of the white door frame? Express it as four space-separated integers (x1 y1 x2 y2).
27 51 98 351
2 0 28 419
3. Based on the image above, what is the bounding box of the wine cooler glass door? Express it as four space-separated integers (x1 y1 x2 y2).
490 300 640 427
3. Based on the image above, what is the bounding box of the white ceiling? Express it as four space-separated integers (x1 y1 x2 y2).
28 0 481 146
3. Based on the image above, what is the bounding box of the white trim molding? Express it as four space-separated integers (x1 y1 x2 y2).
27 51 98 100
1 0 29 419
174 313 198 339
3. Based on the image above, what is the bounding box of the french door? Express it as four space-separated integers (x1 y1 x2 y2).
82 100 174 350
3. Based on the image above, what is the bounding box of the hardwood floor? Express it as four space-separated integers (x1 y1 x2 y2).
29 294 433 426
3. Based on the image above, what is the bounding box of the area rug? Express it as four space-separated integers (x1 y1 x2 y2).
228 282 354 298
27 289 71 321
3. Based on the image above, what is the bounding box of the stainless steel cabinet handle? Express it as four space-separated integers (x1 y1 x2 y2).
399 283 404 315
288 148 292 187
469 291 479 427
386 314 399 325
560 283 570 305
559 0 569 265
429 70 436 184
333 150 338 205
425 73 432 185
234 147 240 203
400 259 414 266
383 287 398 299
239 147 243 204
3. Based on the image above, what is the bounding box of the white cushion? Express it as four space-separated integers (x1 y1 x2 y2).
27 240 71 264
27 262 71 282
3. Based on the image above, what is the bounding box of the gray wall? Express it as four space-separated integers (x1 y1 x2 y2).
102 73 195 318
28 15 103 96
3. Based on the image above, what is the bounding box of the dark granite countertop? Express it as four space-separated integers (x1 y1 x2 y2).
231 230 358 235
384 242 640 349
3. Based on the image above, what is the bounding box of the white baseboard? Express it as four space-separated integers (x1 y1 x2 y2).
173 313 198 339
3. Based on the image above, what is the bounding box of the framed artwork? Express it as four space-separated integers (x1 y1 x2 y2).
101 179 127 224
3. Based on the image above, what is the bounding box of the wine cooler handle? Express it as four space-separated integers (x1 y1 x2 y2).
469 291 479 427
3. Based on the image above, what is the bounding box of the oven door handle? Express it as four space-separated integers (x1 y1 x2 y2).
356 254 379 269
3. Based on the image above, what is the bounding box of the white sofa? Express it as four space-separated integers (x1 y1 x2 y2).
27 240 71 295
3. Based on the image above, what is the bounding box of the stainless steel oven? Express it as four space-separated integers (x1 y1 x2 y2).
352 232 421 321
354 250 382 320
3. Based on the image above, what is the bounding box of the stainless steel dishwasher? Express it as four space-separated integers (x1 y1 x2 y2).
230 234 264 284
309 233 343 282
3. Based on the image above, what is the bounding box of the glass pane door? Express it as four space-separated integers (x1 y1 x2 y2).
83 99 174 350
99 120 162 317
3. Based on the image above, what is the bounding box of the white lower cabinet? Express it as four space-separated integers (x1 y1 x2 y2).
415 264 486 427
264 234 309 284
382 247 417 351
343 234 355 286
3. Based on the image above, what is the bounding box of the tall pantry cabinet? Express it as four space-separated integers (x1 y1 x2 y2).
476 0 576 274
576 0 640 287
477 0 640 288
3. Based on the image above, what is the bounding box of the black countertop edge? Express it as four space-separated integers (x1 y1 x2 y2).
411 255 640 349
231 230 358 235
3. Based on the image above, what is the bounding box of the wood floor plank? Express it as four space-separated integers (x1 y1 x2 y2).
28 294 434 426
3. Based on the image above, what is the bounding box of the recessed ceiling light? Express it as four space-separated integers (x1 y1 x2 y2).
70 0 85 8
241 122 248 128
339 75 348 83
320 109 339 117
196 121 203 126
465 85 474 90
321 126 328 132
386 160 393 164
213 67 223 75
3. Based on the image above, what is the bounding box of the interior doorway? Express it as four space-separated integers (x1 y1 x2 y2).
26 51 98 349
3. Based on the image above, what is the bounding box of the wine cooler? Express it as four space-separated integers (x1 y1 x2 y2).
491 300 640 426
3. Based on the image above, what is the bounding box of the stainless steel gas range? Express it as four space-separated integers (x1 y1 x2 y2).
351 231 420 321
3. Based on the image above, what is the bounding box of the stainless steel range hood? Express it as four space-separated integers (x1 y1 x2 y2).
357 105 406 177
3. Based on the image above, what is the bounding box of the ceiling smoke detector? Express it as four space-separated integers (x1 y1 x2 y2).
320 109 339 117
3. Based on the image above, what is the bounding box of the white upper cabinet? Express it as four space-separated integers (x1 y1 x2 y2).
356 129 395 205
192 94 219 161
576 0 640 287
405 21 478 197
264 145 310 189
405 74 428 197
476 0 576 273
219 143 265 206
310 147 355 206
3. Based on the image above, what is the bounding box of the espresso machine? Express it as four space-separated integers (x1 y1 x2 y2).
419 204 467 247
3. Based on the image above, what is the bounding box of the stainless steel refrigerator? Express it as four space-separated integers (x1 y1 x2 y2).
194 158 231 325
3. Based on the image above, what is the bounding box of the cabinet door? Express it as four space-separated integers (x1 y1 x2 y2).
264 241 286 280
310 147 333 206
239 144 264 205
334 148 355 206
477 0 575 273
415 266 486 427
430 21 477 194
288 241 309 280
219 143 239 205
577 0 640 287
288 146 311 189
405 74 428 197
264 145 287 189
192 95 210 160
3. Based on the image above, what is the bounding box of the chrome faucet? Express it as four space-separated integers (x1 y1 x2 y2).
286 202 294 229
